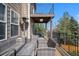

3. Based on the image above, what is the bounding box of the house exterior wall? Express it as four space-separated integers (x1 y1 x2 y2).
0 3 29 54
6 3 22 38
30 3 36 40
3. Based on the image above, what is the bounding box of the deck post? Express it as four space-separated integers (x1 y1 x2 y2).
50 19 52 39
45 23 48 39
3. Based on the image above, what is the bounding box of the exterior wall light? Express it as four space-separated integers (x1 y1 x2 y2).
22 17 28 23
22 17 29 43
40 19 43 22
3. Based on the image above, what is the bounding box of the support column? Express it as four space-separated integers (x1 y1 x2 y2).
45 23 47 30
50 19 52 39
45 23 47 35
45 23 48 40
27 3 31 42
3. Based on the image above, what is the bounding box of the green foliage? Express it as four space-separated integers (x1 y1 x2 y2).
33 23 46 36
57 12 79 44
58 12 78 34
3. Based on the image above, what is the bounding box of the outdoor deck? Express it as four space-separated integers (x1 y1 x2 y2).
16 37 61 56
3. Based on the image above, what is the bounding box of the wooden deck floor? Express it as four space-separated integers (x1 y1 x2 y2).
37 37 61 56
16 37 61 56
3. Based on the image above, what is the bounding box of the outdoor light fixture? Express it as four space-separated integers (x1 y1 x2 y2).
22 17 28 29
40 19 43 22
22 17 29 43
22 17 28 23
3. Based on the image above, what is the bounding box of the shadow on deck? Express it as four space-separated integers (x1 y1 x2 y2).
47 38 56 48
36 37 57 56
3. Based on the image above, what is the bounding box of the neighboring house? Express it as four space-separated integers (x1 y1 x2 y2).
0 3 30 55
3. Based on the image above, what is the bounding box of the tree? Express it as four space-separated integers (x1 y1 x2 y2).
56 12 79 45
33 23 46 37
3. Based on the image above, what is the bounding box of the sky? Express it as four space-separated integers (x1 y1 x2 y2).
36 3 79 30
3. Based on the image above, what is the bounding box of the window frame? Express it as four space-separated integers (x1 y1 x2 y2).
10 9 20 38
0 3 7 41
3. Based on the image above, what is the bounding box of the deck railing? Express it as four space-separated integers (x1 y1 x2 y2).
53 32 79 56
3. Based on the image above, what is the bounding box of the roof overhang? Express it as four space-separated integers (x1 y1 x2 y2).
30 14 54 23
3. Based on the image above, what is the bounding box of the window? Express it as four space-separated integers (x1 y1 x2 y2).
11 10 19 37
0 3 6 40
0 4 5 21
